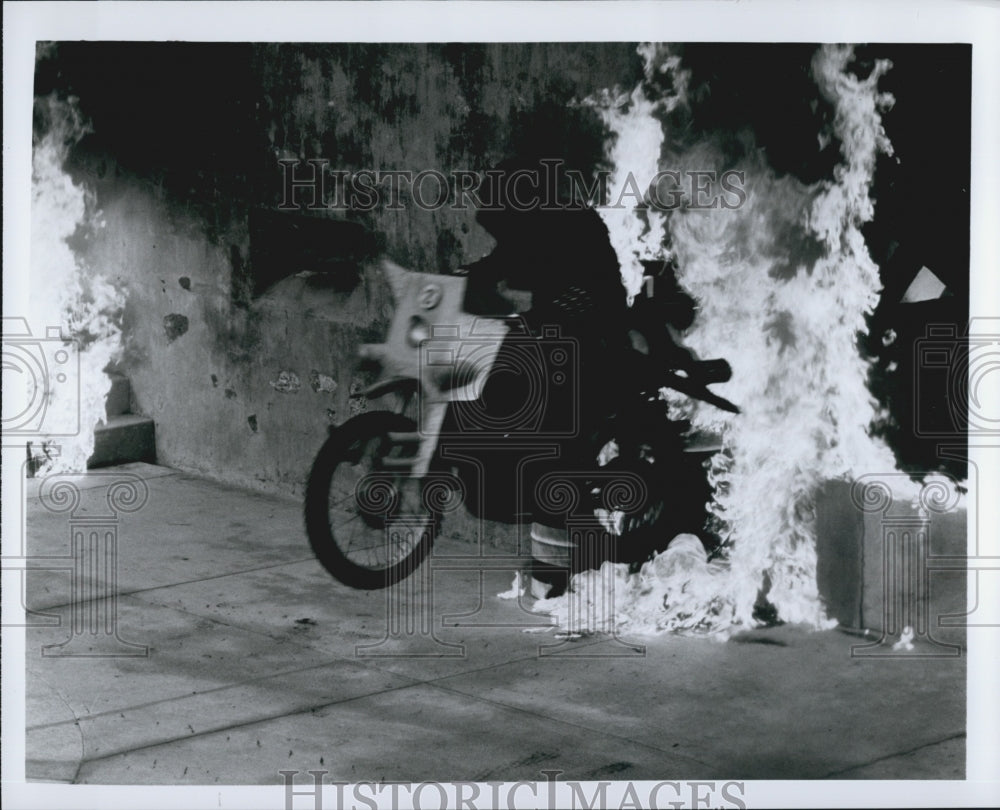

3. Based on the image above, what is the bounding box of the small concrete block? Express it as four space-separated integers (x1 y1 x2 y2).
815 479 966 647
88 415 156 468
815 479 865 629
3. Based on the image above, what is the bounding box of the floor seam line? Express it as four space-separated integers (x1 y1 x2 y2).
418 680 716 770
26 657 423 733
122 590 399 666
121 591 597 685
72 677 714 775
35 588 562 689
819 731 967 778
24 469 182 503
26 557 322 614
71 680 437 770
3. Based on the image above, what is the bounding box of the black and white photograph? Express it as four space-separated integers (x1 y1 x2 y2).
3 2 998 808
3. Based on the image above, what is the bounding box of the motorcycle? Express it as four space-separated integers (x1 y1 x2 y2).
304 259 738 590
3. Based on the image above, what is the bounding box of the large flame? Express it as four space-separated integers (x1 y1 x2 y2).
539 45 910 637
30 95 123 473
587 43 688 302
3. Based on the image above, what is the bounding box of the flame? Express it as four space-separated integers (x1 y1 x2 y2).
676 46 899 630
586 43 688 301
541 45 915 637
30 95 123 473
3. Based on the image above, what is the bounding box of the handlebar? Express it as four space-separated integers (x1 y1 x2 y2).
661 371 741 414
691 358 732 386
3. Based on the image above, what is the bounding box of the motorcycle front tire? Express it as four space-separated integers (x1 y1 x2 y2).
305 410 437 589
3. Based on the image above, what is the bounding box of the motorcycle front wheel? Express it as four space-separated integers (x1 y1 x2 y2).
305 411 438 589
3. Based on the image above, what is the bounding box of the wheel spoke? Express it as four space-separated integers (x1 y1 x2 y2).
331 511 362 533
344 514 362 552
309 415 436 581
329 490 359 511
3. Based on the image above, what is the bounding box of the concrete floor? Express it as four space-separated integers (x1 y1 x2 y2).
21 463 965 785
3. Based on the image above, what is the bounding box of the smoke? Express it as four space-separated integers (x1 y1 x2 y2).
31 94 123 473
542 44 910 637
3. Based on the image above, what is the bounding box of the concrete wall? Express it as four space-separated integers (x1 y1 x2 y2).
252 43 638 271
54 43 639 496
82 180 395 494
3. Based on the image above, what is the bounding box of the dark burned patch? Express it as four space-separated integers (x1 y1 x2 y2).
731 634 789 647
472 751 557 782
163 313 189 342
247 414 258 432
585 761 634 778
199 297 262 365
250 210 374 296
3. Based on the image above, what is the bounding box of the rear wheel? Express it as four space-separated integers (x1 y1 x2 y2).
305 411 438 589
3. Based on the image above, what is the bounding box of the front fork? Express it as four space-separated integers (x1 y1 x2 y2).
402 400 447 480
353 374 444 481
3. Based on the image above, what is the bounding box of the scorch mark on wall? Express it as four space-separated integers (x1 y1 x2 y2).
163 313 189 341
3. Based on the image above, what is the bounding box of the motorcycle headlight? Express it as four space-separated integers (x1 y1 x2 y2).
406 316 431 347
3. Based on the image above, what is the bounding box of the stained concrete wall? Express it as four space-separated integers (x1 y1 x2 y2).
252 43 638 273
81 181 395 493
50 43 639 496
